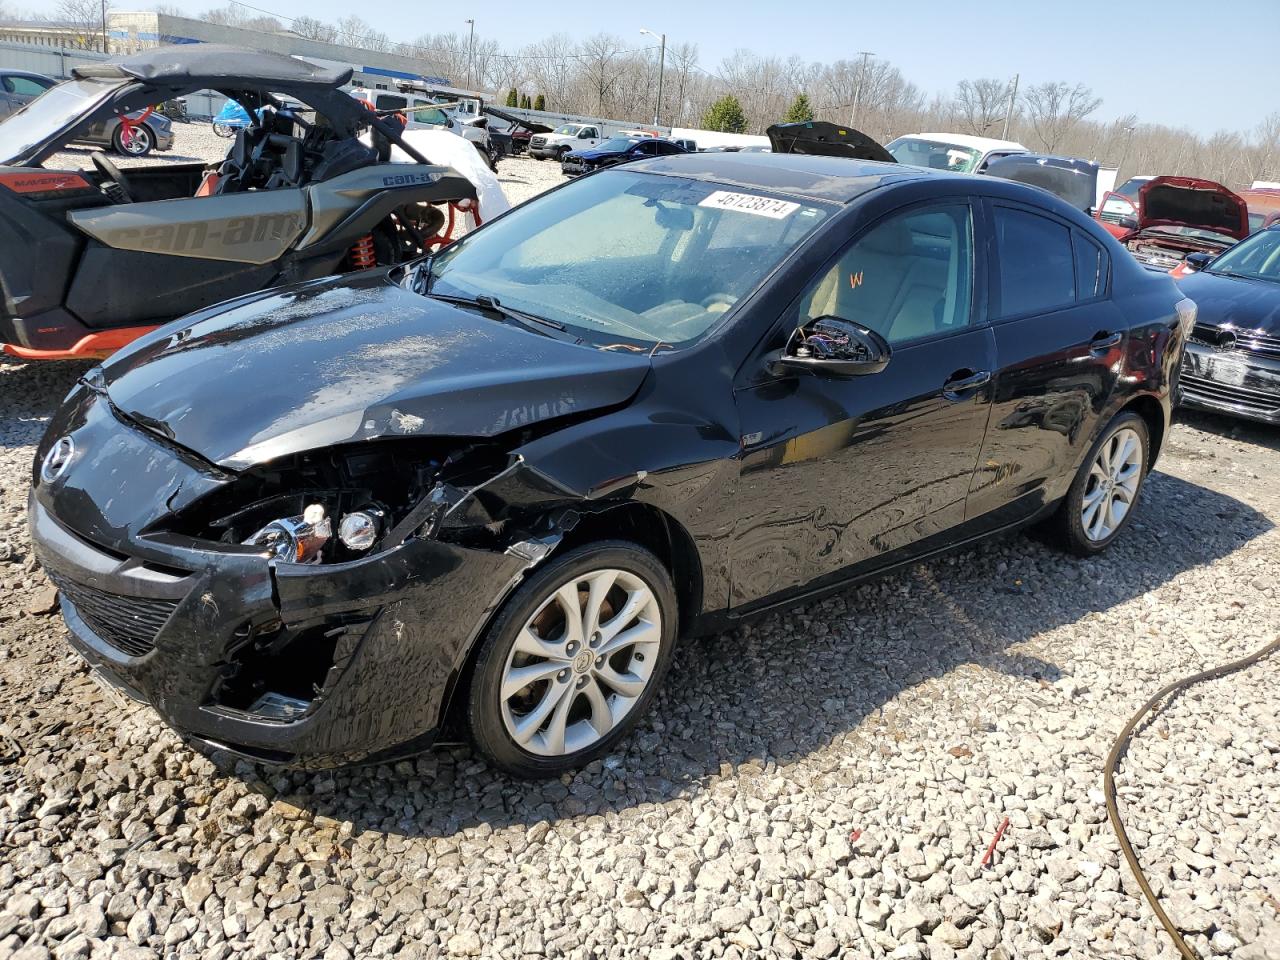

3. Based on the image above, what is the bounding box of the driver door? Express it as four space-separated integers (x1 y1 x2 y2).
730 200 996 608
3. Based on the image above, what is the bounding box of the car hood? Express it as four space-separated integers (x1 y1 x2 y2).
1175 269 1280 334
567 148 626 161
1138 177 1249 240
101 273 652 470
766 122 896 163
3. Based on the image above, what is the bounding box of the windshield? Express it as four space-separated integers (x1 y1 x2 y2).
597 137 640 152
555 124 582 135
0 77 122 164
1248 211 1266 233
425 169 831 348
1206 228 1280 283
885 137 982 173
1116 178 1149 199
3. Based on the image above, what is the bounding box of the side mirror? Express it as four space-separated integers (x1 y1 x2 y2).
767 317 891 378
1183 251 1214 272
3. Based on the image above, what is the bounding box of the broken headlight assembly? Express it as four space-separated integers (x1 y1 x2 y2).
161 439 510 564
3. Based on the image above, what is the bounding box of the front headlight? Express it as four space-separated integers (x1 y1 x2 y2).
245 503 332 564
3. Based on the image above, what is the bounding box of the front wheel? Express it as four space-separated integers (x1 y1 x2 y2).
212 122 235 138
467 541 677 778
1047 411 1149 556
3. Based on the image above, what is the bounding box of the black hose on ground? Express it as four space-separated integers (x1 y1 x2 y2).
1103 634 1280 960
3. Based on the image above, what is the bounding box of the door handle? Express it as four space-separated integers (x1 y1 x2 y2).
942 369 992 401
1090 331 1122 353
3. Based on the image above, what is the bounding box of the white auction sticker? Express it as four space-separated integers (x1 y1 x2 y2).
698 191 800 219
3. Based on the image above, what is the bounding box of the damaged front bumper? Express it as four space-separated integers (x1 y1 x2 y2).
29 390 540 767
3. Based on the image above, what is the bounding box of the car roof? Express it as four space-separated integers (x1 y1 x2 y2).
1239 189 1280 212
71 44 351 90
624 152 932 203
897 132 1028 152
1 69 54 80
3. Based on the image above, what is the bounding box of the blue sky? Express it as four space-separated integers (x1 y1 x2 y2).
101 0 1278 135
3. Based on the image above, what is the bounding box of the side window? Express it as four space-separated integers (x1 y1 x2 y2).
8 76 50 96
994 206 1075 317
375 94 407 112
798 203 974 345
1073 232 1106 300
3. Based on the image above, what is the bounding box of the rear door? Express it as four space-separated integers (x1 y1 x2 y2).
966 201 1124 525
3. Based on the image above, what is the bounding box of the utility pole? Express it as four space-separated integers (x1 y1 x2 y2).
465 19 475 89
1117 124 1136 182
849 51 873 126
1000 73 1019 141
640 28 666 128
100 0 108 53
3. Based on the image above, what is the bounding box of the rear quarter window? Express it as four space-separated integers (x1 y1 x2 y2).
994 206 1076 317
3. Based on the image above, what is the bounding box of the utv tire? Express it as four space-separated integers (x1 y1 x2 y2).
467 541 677 779
113 123 154 157
1047 410 1149 557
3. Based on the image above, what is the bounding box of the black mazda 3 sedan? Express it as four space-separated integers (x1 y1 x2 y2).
31 154 1194 777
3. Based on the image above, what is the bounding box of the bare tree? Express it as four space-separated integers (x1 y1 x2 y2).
1022 81 1102 151
291 16 338 43
56 0 109 51
954 78 1010 136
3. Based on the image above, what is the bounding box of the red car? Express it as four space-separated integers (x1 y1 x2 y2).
1098 176 1249 271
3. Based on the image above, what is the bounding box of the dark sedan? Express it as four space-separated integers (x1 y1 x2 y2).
561 136 685 176
0 70 173 156
31 154 1192 777
1175 225 1280 423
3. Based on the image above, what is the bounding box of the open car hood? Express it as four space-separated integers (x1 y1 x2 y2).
1136 176 1249 240
101 273 651 471
985 154 1098 212
766 122 896 164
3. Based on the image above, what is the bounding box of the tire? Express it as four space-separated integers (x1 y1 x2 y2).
1046 410 1149 556
532 153 545 161
467 540 678 778
113 123 153 157
212 122 235 138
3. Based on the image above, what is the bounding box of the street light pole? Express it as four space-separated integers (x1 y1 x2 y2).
100 0 108 53
850 51 873 126
465 19 475 89
640 28 666 129
1000 73 1019 141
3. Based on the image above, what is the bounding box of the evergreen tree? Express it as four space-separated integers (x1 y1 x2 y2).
701 95 747 134
533 93 546 111
783 93 815 124
520 94 532 109
505 88 518 108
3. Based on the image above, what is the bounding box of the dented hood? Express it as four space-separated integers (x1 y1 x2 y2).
101 273 651 470
1136 176 1249 240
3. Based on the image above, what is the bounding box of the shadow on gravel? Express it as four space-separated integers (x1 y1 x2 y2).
243 468 1270 841
1174 407 1280 453
0 358 93 449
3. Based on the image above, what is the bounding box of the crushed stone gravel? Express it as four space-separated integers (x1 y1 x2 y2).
1 134 1278 959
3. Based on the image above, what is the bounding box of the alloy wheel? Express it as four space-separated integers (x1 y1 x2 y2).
121 126 152 155
1081 426 1143 541
499 568 662 757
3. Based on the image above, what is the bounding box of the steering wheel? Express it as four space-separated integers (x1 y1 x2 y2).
91 151 134 203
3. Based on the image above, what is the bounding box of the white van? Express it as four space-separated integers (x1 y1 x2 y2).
885 133 1027 174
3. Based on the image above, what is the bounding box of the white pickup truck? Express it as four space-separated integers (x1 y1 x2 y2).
528 122 604 161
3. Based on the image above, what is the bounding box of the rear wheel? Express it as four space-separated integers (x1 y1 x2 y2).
212 122 236 138
113 123 153 157
467 541 677 778
1047 411 1149 556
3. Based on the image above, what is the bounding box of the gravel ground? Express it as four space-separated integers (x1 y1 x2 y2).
2 139 1278 959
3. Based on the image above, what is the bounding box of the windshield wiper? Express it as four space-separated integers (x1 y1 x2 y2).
430 292 570 335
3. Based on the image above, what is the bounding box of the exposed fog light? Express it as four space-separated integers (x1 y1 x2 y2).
338 510 381 551
246 503 331 563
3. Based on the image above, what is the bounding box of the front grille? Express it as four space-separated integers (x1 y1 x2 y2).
1190 323 1280 360
1099 210 1127 225
1234 330 1280 360
48 571 179 657
530 136 546 148
1181 374 1280 416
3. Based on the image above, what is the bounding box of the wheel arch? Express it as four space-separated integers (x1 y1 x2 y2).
435 500 703 737
1118 393 1167 469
